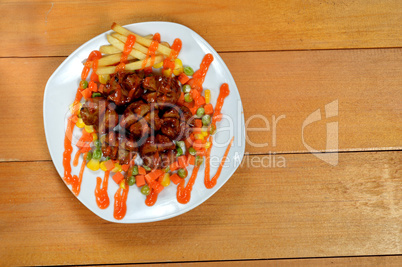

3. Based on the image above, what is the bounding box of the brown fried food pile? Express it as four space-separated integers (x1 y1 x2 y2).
79 70 194 168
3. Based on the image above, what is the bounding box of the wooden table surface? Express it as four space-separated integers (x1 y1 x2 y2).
1 0 401 266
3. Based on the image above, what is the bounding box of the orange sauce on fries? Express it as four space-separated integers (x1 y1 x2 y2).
116 34 136 72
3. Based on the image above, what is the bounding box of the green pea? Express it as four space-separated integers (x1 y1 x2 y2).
184 93 193 103
183 66 194 76
196 107 205 118
85 151 92 161
92 149 102 160
80 80 88 89
177 168 188 178
202 114 211 126
188 147 197 156
105 156 111 161
94 140 101 148
132 165 139 176
176 141 185 150
210 124 217 135
92 92 102 98
195 155 204 167
143 165 151 171
127 176 136 186
182 84 191 93
164 166 170 173
176 147 183 157
141 185 150 195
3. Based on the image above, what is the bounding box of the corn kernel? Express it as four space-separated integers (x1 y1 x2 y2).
161 173 171 187
153 61 163 69
87 159 100 171
162 68 172 77
85 125 94 133
100 161 108 171
195 134 204 140
98 74 110 84
202 130 209 137
205 89 211 104
173 58 183 76
76 117 85 128
112 163 123 173
205 141 212 149
120 180 126 189
69 102 82 115
92 133 98 141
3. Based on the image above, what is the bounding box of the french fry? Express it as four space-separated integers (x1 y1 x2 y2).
143 34 153 39
98 53 135 67
110 33 150 55
107 35 147 60
96 55 164 75
111 23 172 56
99 45 121 55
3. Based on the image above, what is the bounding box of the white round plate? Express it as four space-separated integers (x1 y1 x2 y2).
44 22 245 223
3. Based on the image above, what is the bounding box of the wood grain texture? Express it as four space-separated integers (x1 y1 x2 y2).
0 152 400 266
1 48 401 161
1 0 402 57
103 256 402 267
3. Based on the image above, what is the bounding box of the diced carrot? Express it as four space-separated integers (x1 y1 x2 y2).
71 114 78 123
150 182 164 194
204 103 214 115
112 172 124 184
177 91 185 105
81 88 92 100
145 169 164 184
187 155 195 165
88 81 98 92
177 156 188 168
194 119 202 128
136 175 146 187
138 166 146 175
183 101 194 109
178 73 190 84
104 160 115 171
79 146 92 153
193 139 206 150
170 161 180 172
195 96 205 106
189 106 198 115
170 173 182 185
190 89 201 100
121 164 129 172
185 137 193 149
98 84 105 93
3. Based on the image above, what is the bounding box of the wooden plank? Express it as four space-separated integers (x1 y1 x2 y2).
1 48 401 161
0 151 400 266
1 0 402 57
101 256 402 267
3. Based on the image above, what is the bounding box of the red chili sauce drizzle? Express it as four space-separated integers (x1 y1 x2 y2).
212 83 230 125
63 50 101 196
145 189 159 206
115 34 136 72
187 53 214 92
142 33 160 72
95 171 110 209
204 136 234 189
114 184 129 220
163 39 182 72
177 166 200 204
